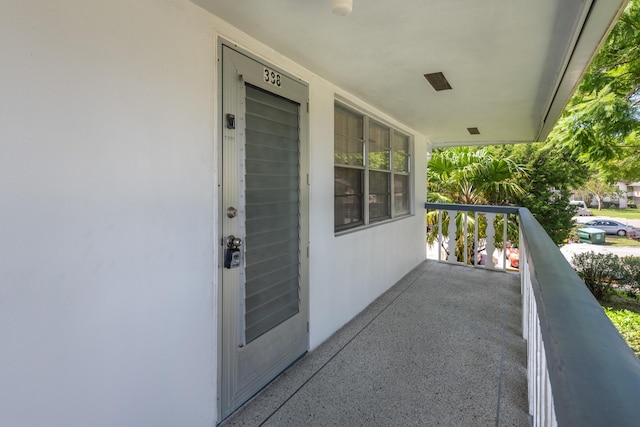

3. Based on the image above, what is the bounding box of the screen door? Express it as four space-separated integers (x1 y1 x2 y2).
219 44 309 421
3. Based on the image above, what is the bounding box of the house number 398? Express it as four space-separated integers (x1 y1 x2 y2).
264 67 282 87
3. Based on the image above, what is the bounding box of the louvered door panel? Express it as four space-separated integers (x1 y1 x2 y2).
244 84 300 343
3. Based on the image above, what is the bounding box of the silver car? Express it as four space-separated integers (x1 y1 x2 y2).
583 219 636 236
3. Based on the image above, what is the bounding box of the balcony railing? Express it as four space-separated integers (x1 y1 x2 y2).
426 203 640 426
426 203 520 270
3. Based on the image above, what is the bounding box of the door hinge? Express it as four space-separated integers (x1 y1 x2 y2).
307 322 309 333
307 174 310 185
307 246 310 258
306 102 309 113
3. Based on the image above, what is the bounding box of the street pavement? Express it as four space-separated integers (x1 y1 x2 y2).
561 242 640 261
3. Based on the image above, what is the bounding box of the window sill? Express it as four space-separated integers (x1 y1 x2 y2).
334 213 414 237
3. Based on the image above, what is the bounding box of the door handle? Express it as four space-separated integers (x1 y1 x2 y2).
226 235 243 249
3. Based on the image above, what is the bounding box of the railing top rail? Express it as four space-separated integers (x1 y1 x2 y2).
519 207 640 426
425 202 519 215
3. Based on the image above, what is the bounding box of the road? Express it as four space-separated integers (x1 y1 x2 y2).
561 242 640 261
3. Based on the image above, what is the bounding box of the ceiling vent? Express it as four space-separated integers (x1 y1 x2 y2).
467 127 480 135
423 72 452 91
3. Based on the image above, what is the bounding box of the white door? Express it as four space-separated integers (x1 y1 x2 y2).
219 45 309 421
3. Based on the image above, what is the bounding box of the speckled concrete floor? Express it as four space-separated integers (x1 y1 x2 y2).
220 261 530 427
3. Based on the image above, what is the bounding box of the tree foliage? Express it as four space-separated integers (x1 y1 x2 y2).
576 177 624 210
427 146 525 205
547 0 640 182
487 143 587 244
428 143 589 246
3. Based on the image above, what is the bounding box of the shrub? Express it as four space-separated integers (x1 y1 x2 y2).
571 252 622 300
603 307 640 358
567 228 580 243
619 256 640 290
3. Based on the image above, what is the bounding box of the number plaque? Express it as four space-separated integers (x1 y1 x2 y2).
263 67 282 87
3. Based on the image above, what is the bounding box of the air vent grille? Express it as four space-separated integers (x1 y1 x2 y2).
423 72 452 91
467 127 480 135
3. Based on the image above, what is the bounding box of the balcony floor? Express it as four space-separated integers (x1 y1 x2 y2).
221 260 530 426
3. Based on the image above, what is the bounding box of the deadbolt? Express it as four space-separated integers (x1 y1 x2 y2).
227 206 238 218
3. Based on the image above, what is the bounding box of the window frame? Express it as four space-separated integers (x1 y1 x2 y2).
334 101 413 234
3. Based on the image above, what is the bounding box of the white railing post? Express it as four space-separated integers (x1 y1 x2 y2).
485 213 496 269
447 210 457 263
463 212 468 265
474 212 479 266
437 210 443 261
502 214 508 269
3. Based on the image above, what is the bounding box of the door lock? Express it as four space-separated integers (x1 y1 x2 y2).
226 113 235 129
224 235 243 269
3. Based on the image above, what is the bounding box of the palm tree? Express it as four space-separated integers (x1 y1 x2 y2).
428 147 525 204
427 147 526 263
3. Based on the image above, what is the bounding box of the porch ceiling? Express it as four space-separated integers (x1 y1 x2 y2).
192 0 627 147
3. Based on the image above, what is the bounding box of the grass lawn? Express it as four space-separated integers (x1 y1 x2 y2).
602 292 640 358
605 235 640 247
592 208 640 220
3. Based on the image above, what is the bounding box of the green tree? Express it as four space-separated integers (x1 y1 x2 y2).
577 177 624 210
488 143 588 244
547 0 640 182
427 146 525 205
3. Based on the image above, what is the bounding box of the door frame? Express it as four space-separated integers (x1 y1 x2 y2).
216 38 310 422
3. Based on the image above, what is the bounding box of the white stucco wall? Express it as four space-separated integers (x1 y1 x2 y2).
0 1 218 426
0 1 427 426
306 85 428 348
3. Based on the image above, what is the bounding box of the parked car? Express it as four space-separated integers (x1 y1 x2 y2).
582 219 637 236
570 200 593 216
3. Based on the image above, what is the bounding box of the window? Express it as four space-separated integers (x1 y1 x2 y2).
334 103 412 232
